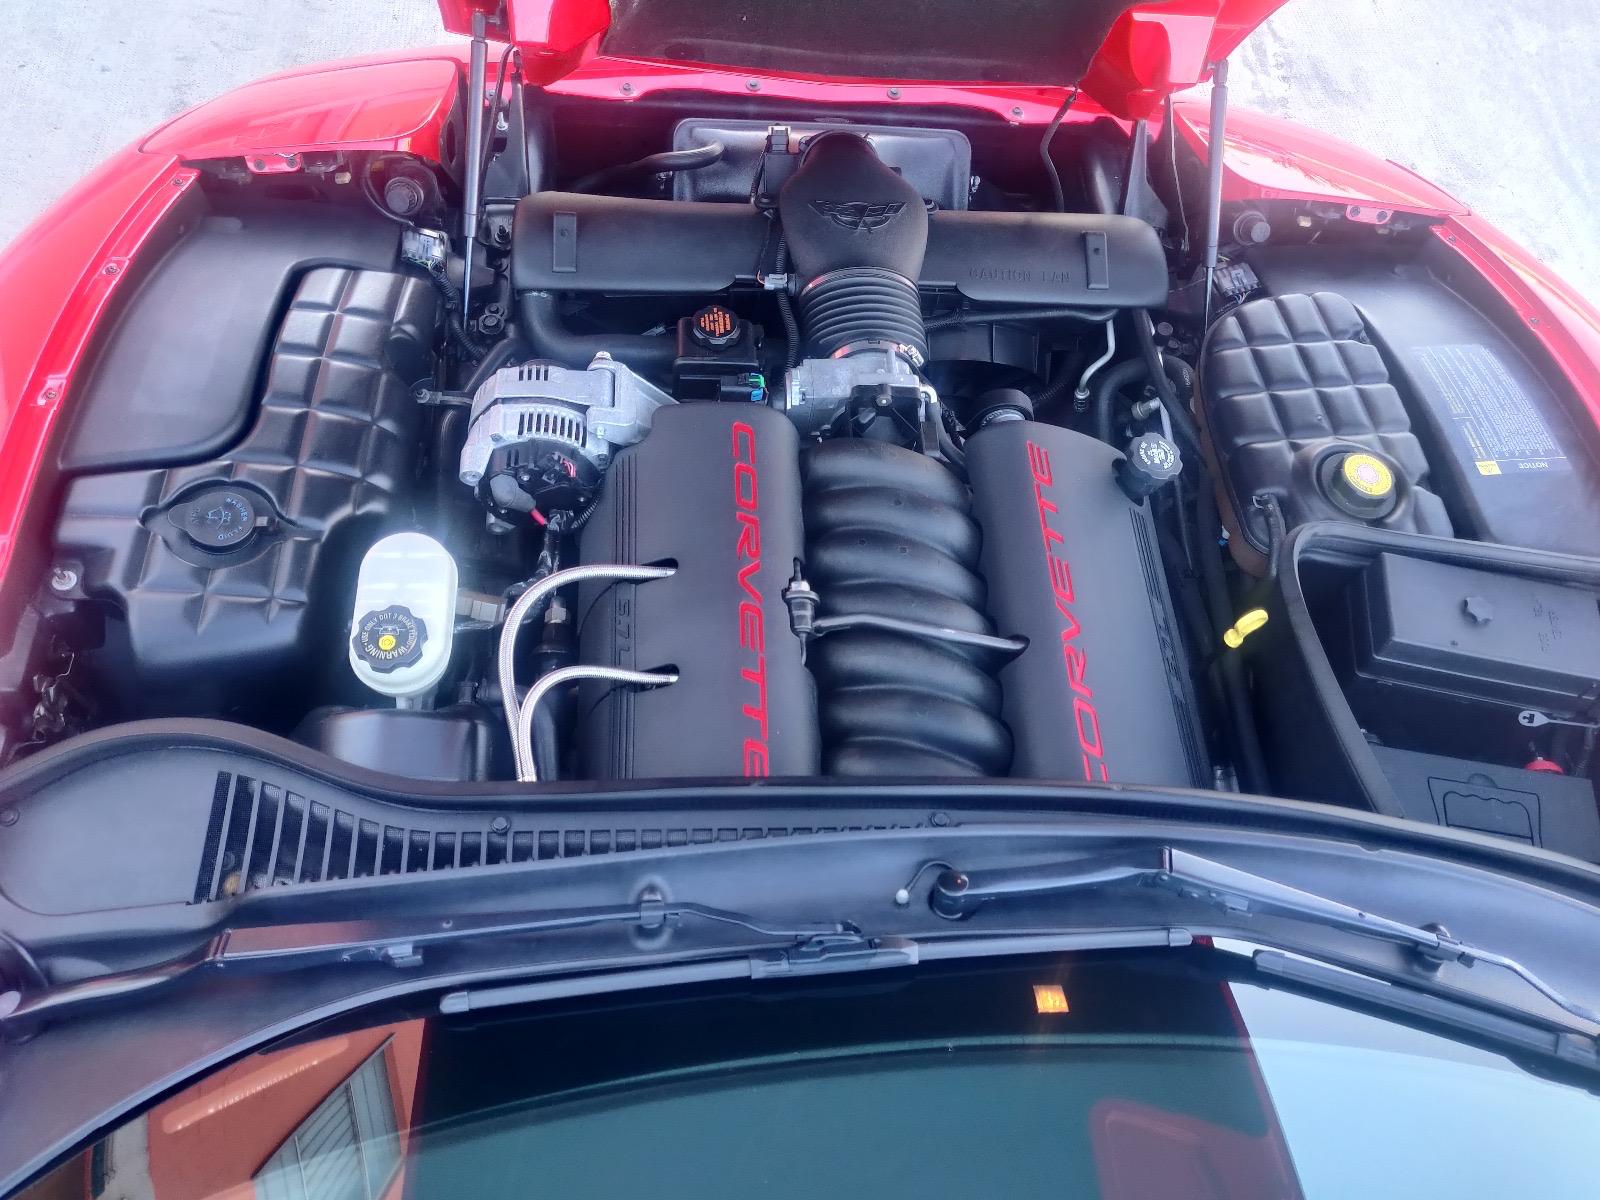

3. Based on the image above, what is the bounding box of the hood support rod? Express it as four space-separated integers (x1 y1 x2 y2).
1200 57 1230 332
461 8 490 316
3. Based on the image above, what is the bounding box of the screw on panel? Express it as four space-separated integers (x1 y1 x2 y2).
102 263 119 276
49 567 79 593
1010 106 1024 118
0 809 18 827
746 79 762 91
619 82 634 95
887 87 901 99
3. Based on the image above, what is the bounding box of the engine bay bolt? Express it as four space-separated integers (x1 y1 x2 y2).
102 263 119 276
49 566 79 593
746 79 761 92
887 87 902 99
619 82 634 95
490 815 510 834
1010 106 1024 118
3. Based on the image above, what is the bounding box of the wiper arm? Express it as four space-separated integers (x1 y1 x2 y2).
0 896 847 1033
928 847 1600 1027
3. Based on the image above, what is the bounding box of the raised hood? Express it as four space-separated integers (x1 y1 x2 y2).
438 0 1287 119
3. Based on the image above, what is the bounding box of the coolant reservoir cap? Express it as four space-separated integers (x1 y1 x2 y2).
1323 450 1398 519
690 304 740 347
352 605 427 674
169 487 260 551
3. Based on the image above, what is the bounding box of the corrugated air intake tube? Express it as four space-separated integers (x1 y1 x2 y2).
801 438 1012 775
778 132 930 359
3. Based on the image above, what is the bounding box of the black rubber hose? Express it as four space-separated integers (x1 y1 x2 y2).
773 227 800 372
1134 311 1203 453
924 306 1116 332
460 334 526 394
1162 353 1197 403
570 141 726 194
1091 359 1151 446
1194 478 1270 793
531 696 562 782
1040 87 1079 213
517 291 675 374
1256 491 1288 582
1030 349 1084 414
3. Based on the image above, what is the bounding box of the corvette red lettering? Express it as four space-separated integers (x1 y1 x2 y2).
1028 440 1110 782
732 421 770 777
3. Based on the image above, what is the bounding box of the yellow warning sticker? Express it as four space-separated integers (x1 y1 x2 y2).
1476 460 1502 476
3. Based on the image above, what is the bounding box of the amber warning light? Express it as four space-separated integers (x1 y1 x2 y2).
1033 984 1070 1014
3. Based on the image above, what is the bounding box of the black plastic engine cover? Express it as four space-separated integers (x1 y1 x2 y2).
577 404 819 778
965 421 1207 786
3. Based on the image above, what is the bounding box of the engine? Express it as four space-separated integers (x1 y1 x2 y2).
12 117 1207 790
450 132 1203 785
15 72 1600 866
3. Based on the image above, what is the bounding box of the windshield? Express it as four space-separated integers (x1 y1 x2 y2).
16 950 1599 1199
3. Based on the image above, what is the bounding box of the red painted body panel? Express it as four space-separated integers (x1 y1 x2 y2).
0 148 197 593
546 56 1094 125
142 57 460 165
1437 216 1600 431
457 0 1289 116
1171 100 1464 216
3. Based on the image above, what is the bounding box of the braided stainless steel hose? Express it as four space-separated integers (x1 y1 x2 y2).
496 563 675 778
516 665 679 782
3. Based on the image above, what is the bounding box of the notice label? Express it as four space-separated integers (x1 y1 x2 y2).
1414 343 1569 476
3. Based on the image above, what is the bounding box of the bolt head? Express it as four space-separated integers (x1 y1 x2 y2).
102 263 119 276
1010 106 1024 117
746 78 761 91
0 809 18 827
49 567 79 593
619 81 634 95
887 87 901 99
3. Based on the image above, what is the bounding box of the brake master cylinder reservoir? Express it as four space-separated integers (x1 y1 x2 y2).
348 532 458 705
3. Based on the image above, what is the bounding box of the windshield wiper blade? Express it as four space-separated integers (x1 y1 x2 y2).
928 847 1600 1028
439 926 1194 1015
0 895 847 1033
1250 948 1600 1074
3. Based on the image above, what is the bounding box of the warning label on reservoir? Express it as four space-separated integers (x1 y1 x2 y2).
1414 343 1569 476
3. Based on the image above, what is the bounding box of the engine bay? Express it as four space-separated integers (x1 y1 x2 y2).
9 80 1600 864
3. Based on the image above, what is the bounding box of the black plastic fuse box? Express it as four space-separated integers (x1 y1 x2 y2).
1353 552 1600 715
1372 744 1600 859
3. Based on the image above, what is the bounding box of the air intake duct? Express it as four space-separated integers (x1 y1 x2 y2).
778 133 929 360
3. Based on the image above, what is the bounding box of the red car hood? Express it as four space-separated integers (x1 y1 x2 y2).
438 0 1287 119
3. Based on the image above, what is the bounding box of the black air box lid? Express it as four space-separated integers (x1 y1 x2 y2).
1353 552 1600 713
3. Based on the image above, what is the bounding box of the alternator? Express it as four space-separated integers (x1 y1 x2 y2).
459 353 673 490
